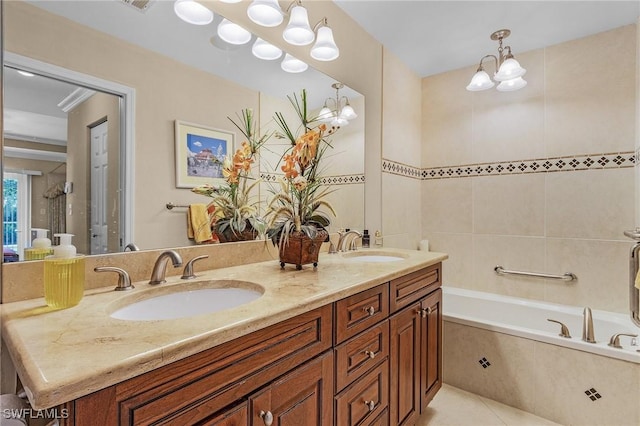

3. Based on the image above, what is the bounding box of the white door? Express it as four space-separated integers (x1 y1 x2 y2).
90 121 109 254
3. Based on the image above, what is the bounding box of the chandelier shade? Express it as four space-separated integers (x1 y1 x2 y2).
174 0 214 25
283 6 315 46
217 19 252 45
247 0 284 27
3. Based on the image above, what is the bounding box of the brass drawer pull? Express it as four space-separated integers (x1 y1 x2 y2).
364 400 376 411
259 410 273 426
364 306 375 316
364 350 376 359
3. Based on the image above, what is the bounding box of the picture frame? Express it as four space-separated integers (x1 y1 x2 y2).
174 120 234 188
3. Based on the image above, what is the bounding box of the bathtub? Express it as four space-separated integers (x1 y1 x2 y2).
442 287 640 425
443 287 640 363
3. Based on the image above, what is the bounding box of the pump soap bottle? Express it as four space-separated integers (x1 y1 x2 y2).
24 228 53 260
44 233 85 309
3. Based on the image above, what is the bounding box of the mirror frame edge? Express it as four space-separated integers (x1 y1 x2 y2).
2 51 135 262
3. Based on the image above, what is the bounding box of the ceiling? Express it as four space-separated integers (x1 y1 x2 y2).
4 1 639 144
334 0 639 77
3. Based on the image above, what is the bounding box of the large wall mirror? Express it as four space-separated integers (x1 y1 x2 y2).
2 0 365 262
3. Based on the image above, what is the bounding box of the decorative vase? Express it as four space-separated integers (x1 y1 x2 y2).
214 220 257 243
278 229 328 270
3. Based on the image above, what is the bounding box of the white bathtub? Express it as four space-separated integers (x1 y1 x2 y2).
443 287 640 363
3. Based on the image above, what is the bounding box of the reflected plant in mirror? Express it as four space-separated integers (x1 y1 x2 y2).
191 109 270 243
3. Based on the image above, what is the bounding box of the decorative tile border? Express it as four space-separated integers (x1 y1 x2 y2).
260 173 365 186
382 152 635 181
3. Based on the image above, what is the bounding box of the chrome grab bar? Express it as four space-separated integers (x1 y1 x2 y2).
494 265 577 281
628 239 640 328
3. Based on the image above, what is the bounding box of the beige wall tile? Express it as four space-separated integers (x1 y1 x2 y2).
443 322 536 413
422 67 474 168
383 49 422 166
545 25 636 157
327 184 366 233
545 168 634 240
545 238 629 313
473 174 545 236
472 49 546 164
383 174 421 237
422 178 473 233
472 234 546 299
532 342 640 426
424 233 473 288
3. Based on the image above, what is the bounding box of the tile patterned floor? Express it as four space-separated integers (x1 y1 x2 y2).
417 384 563 426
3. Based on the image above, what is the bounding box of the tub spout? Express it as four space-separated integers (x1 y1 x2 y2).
582 307 596 343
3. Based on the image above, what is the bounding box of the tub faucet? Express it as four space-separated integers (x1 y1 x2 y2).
149 250 183 285
582 307 596 343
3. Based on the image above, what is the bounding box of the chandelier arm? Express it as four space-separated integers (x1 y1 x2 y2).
284 0 302 14
312 17 329 32
477 54 498 73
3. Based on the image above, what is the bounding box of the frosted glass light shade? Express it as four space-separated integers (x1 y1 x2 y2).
219 0 242 3
174 0 214 25
466 70 495 91
318 106 334 122
252 38 282 60
494 58 526 81
496 76 527 92
281 54 308 73
310 26 339 61
247 0 283 27
331 116 348 127
339 104 357 120
217 19 252 45
283 6 315 46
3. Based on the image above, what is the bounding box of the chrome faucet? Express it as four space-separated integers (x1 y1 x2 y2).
337 230 363 252
123 243 139 252
582 307 596 343
149 250 183 285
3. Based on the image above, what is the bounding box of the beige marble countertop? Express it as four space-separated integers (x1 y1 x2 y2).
1 248 447 410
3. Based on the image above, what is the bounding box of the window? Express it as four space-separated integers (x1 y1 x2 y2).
3 172 31 260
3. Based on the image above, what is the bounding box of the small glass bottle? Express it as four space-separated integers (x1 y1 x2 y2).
362 230 370 248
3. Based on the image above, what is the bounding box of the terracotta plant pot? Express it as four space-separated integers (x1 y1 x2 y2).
278 229 328 270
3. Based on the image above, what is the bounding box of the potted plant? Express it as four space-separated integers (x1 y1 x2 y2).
266 90 338 269
192 109 270 242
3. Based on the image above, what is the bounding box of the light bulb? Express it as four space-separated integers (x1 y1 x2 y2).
496 76 527 92
281 54 308 73
217 19 251 45
252 38 282 60
174 0 214 25
247 0 284 27
466 70 495 91
283 6 315 46
310 26 339 61
495 58 526 81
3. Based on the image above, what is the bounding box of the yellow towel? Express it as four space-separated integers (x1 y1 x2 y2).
187 204 213 244
635 268 640 290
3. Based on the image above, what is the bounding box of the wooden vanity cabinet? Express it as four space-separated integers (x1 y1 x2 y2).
59 263 442 426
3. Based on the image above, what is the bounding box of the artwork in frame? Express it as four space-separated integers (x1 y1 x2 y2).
174 120 234 188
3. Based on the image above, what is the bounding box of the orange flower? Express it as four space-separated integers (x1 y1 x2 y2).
222 156 239 184
281 153 299 179
295 129 319 167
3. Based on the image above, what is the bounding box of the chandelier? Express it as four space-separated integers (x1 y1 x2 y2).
466 29 527 92
318 83 357 128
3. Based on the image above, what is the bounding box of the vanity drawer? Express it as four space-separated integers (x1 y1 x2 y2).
335 283 389 344
335 359 389 426
335 320 389 392
390 264 441 312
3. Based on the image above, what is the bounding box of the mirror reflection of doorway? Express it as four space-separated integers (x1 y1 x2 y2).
90 120 108 254
2 172 29 261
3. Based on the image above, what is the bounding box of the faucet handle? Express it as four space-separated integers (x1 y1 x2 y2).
94 266 134 291
181 255 209 280
608 333 638 349
547 319 571 338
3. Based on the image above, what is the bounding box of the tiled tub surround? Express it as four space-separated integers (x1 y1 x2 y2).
420 24 637 314
443 287 640 426
0 248 446 410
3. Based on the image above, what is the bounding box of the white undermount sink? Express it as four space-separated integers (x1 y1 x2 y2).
110 282 263 321
342 251 408 263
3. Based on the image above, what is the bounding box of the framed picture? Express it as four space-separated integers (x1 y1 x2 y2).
174 120 234 188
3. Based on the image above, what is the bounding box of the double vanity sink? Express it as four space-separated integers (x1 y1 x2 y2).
111 251 409 322
1 248 446 411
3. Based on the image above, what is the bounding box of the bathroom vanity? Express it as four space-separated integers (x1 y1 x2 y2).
1 249 445 425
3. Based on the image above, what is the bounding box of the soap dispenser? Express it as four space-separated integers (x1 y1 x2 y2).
44 233 85 309
24 228 53 260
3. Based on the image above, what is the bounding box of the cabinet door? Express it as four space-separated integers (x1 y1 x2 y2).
389 302 421 426
250 352 333 426
420 289 442 410
199 402 249 426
